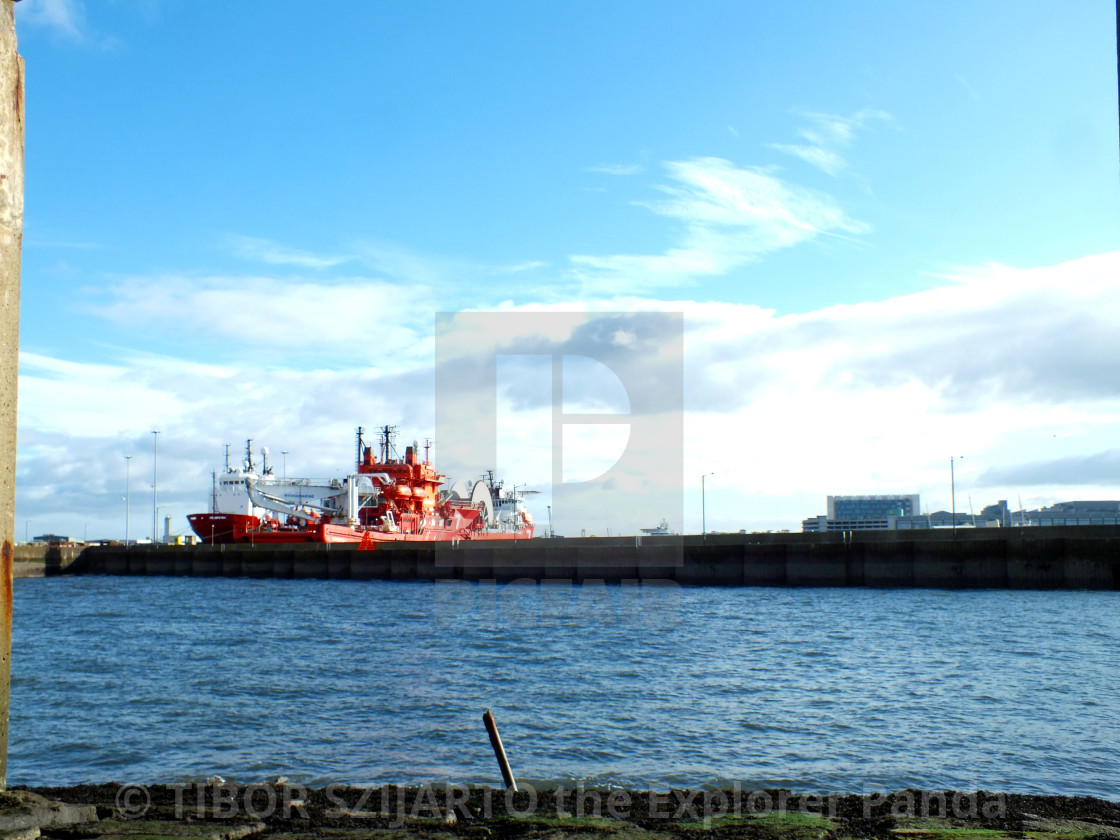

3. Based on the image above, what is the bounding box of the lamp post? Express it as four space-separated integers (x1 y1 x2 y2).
124 454 131 545
951 455 963 533
547 504 553 538
152 430 159 543
702 472 714 541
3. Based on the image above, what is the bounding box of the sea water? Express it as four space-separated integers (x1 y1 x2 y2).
10 576 1119 796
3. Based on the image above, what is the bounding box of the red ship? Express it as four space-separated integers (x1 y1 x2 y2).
188 426 535 545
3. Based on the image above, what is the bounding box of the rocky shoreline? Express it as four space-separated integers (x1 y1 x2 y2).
5 783 1120 840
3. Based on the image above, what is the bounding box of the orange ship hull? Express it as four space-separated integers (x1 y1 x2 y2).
188 513 533 545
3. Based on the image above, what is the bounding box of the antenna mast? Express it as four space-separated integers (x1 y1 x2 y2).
380 424 398 462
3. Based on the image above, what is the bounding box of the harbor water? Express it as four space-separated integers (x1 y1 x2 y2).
10 577 1119 797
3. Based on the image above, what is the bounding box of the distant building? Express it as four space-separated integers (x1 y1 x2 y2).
828 494 919 520
980 500 1012 527
893 511 986 529
803 494 920 532
803 496 1120 532
31 533 70 544
1028 500 1120 526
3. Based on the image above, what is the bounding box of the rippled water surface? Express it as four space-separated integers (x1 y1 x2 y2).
10 577 1119 796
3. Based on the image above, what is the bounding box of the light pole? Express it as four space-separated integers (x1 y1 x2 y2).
281 450 288 480
152 430 160 543
125 454 131 544
547 505 553 538
950 455 963 533
702 472 714 541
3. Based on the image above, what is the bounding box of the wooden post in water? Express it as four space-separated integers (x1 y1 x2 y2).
482 709 517 792
0 0 22 791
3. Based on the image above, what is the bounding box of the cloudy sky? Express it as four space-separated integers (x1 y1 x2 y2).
12 0 1120 540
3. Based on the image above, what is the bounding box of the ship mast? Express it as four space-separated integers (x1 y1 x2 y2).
380 424 398 463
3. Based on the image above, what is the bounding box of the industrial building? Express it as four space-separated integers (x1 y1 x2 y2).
803 495 1120 532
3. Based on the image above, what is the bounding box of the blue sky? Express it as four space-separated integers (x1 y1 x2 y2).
12 0 1120 540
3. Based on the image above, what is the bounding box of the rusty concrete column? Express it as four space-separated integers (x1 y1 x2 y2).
0 0 23 791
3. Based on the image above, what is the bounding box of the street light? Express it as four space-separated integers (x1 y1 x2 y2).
702 472 714 540
124 454 131 544
152 430 160 543
951 455 963 533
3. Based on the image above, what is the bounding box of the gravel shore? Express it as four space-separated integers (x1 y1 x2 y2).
7 783 1120 840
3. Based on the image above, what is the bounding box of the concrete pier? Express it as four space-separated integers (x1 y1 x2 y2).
0 0 24 790
55 526 1120 589
11 543 84 578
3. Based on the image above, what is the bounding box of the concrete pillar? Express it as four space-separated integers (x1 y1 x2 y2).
0 0 23 790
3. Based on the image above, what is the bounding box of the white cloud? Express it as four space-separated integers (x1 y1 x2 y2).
769 108 891 176
16 251 1120 538
570 156 868 293
500 260 548 274
16 350 440 541
18 352 205 437
489 251 1120 529
82 274 432 366
680 251 1120 523
588 163 644 175
226 235 351 269
768 144 846 176
15 0 86 41
979 451 1120 488
351 240 548 294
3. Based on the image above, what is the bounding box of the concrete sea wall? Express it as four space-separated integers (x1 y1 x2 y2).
59 526 1120 589
12 543 84 578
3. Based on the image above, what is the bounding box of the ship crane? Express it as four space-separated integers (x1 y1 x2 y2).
246 474 389 526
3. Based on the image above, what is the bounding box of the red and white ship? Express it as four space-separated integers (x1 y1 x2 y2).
187 426 535 545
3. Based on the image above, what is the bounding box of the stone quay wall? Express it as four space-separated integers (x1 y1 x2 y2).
55 526 1120 589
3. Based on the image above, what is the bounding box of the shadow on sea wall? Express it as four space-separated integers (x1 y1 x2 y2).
59 526 1120 589
12 543 84 578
